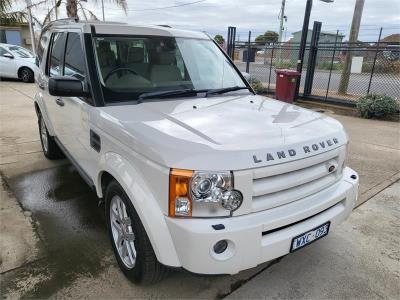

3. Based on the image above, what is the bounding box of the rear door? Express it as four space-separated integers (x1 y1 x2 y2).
42 32 67 138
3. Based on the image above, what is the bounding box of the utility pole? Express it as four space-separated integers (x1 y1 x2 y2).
101 0 105 21
55 0 58 19
25 0 36 55
338 0 365 94
277 0 286 63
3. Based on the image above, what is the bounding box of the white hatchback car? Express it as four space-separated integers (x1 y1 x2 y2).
0 43 37 82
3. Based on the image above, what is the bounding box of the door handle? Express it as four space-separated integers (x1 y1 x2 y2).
55 98 64 107
38 82 45 90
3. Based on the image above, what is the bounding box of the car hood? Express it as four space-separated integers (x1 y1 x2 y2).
94 95 347 170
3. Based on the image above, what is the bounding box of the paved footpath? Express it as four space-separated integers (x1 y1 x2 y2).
227 181 400 300
0 80 399 298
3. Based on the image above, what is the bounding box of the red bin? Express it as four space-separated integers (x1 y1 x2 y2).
275 69 301 103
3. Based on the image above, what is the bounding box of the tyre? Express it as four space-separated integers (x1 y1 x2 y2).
19 67 34 83
38 115 65 159
105 180 167 285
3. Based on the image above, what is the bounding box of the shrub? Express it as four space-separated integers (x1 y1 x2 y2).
248 77 264 94
357 94 399 119
317 61 343 71
273 61 296 69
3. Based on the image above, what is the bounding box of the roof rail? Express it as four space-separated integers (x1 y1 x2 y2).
50 17 79 25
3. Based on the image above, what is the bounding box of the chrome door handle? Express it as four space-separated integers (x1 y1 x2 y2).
55 98 64 107
38 82 45 90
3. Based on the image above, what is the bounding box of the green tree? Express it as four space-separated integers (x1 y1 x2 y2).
214 34 225 45
42 0 128 24
1 0 29 25
255 31 279 45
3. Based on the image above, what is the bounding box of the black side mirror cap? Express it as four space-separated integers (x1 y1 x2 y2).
49 77 88 97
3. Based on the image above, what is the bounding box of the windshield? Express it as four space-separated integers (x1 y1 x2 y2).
6 45 34 58
93 36 246 103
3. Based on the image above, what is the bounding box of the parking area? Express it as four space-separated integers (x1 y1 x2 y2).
0 80 399 298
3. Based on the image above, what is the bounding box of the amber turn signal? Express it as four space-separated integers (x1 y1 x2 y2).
169 169 193 217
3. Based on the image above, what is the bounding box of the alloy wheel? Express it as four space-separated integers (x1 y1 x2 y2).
40 117 48 153
110 195 137 269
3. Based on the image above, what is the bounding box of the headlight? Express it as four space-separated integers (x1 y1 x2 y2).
169 169 243 218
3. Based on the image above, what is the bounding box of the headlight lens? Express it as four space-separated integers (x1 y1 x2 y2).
169 169 243 218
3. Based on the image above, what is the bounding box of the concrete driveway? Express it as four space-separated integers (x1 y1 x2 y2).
0 80 399 298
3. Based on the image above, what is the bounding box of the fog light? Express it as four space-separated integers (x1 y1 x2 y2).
213 240 228 254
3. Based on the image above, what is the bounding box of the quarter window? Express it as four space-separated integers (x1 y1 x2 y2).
64 33 86 80
48 32 66 76
37 28 51 65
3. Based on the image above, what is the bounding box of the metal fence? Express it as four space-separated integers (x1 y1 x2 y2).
233 39 400 104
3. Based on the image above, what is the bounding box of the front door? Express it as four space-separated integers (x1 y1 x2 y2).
60 31 96 177
43 31 67 139
0 46 16 77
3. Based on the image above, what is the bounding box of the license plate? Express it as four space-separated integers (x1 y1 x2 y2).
290 222 330 252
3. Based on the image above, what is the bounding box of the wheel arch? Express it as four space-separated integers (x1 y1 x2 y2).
34 93 56 136
97 154 181 268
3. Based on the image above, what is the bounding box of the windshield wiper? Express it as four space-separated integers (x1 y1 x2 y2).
138 89 199 100
205 86 250 97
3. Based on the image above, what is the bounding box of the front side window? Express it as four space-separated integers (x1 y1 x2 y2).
93 36 246 103
48 32 66 76
4 45 33 58
0 47 9 56
64 33 86 80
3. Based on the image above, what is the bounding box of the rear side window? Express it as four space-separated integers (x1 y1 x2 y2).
48 32 66 76
64 33 86 80
37 28 51 65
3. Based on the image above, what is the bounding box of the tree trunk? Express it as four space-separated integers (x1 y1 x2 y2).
66 0 78 18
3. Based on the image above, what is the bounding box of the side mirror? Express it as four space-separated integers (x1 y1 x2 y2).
3 53 14 59
241 72 251 81
49 77 88 97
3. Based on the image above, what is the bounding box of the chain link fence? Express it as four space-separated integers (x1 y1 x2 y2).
233 37 400 104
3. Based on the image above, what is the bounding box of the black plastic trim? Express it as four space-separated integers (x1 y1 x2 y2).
90 129 101 152
262 201 340 236
84 33 105 107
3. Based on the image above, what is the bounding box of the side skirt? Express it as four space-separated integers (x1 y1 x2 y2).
54 137 96 191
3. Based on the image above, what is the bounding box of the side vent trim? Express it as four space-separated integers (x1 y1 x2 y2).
90 129 101 152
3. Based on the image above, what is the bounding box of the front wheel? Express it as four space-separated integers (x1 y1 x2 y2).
20 67 34 83
105 180 167 285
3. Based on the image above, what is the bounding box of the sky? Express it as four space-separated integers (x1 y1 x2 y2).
26 0 400 42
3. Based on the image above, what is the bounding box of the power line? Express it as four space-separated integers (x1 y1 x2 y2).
105 0 207 12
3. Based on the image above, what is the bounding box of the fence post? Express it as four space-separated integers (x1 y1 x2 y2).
304 21 322 97
268 44 275 92
325 30 340 100
367 27 383 95
246 31 251 73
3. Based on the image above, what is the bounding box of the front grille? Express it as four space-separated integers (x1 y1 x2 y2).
250 147 345 213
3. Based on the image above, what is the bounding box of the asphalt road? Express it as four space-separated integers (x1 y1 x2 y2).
235 61 400 99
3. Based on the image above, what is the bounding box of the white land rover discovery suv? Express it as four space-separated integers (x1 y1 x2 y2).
34 19 359 284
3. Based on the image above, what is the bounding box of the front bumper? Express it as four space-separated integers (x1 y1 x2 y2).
165 167 359 275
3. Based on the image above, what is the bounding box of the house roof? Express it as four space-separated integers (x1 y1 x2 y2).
380 34 400 43
292 30 345 37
